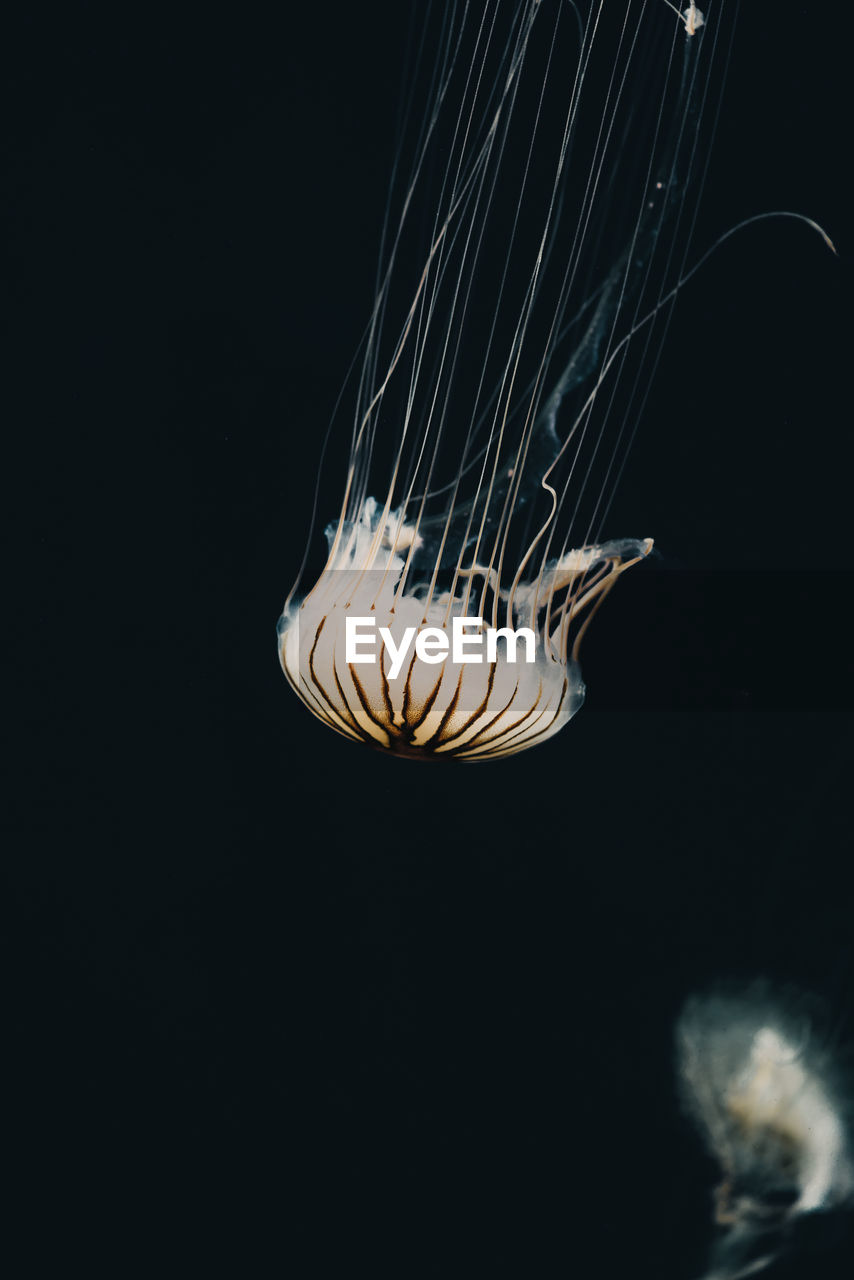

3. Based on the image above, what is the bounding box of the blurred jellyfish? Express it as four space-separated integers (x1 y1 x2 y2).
677 986 854 1279
276 1 823 759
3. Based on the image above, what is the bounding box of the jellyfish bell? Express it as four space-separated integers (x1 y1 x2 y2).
279 499 653 758
276 0 791 759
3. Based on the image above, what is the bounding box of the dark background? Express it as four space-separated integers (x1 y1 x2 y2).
6 1 853 1274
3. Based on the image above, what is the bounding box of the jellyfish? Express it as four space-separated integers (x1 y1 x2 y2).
276 1 824 759
677 985 854 1279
